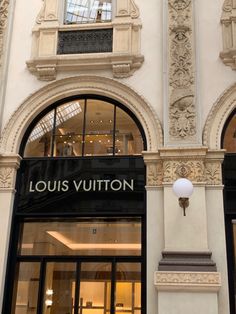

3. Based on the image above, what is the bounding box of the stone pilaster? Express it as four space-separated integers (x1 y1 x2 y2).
0 154 21 310
165 0 199 145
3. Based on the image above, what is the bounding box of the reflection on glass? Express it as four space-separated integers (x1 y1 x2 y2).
23 98 144 157
84 99 114 156
43 262 76 314
115 263 141 314
223 114 236 152
115 107 143 155
79 263 111 313
65 0 112 24
19 219 142 256
54 100 85 157
11 262 40 314
24 110 55 157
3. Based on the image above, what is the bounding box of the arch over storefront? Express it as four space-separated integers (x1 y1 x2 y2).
0 75 163 154
203 82 236 149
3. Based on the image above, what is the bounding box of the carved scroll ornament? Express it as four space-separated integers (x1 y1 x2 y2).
168 0 197 141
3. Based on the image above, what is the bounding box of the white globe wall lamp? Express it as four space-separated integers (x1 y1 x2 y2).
172 178 194 216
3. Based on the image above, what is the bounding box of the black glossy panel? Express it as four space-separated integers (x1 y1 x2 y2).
16 157 145 214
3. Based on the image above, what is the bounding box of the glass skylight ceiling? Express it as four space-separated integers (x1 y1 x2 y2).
65 0 112 24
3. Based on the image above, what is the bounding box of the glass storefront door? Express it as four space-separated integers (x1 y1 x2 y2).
10 218 143 314
12 260 141 314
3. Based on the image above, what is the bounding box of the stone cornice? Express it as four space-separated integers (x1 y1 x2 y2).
155 271 221 292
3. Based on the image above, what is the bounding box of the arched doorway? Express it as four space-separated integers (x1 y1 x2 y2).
3 95 147 314
222 110 236 314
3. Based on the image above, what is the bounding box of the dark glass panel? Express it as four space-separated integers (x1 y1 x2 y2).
54 100 85 157
115 107 143 155
84 99 114 156
65 0 112 24
19 218 141 256
43 262 76 314
11 262 40 314
79 263 111 313
115 263 141 314
24 109 55 157
223 113 236 152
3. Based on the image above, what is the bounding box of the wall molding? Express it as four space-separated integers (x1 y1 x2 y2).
27 0 144 80
203 82 236 149
0 75 163 154
155 271 221 292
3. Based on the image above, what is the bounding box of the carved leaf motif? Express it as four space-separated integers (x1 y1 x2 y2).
147 163 163 186
205 163 221 185
0 167 13 188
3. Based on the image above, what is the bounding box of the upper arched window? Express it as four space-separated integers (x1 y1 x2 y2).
23 97 145 157
222 112 236 153
65 0 112 24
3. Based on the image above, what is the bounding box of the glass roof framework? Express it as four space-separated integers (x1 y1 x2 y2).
65 0 112 24
29 102 82 143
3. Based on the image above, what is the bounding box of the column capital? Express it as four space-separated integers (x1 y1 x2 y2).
0 154 21 190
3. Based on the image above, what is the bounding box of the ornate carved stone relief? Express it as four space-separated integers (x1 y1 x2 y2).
168 0 197 142
155 271 221 292
163 160 205 183
205 162 222 186
0 167 14 189
0 155 21 191
0 0 10 68
144 149 224 186
220 0 236 69
147 162 163 186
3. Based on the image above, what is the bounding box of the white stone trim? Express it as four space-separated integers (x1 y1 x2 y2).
0 75 163 154
27 0 144 80
203 82 236 149
155 271 221 292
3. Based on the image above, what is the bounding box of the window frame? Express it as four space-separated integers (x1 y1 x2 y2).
64 0 113 25
20 95 147 158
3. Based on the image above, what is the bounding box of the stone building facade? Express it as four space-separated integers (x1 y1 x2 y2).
0 0 236 313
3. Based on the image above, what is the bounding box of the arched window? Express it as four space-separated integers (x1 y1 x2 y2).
23 97 145 157
65 0 112 24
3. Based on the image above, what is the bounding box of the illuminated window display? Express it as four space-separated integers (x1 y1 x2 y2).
6 96 146 314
